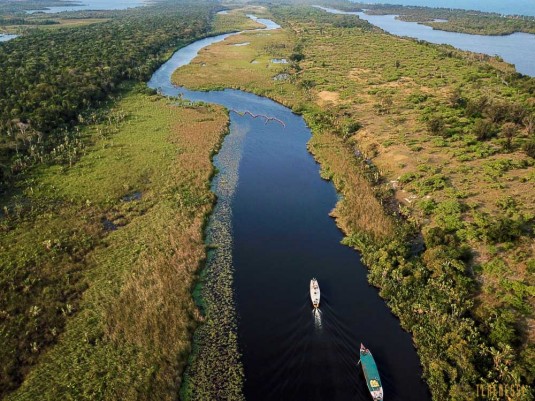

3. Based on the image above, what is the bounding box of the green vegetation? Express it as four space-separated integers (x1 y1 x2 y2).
0 18 60 27
0 0 220 192
358 4 535 36
2 1 534 400
211 7 266 33
0 16 110 36
0 1 236 398
173 5 534 399
1 85 229 400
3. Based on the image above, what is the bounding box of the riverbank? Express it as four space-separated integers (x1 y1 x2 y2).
359 5 535 36
1 86 229 400
172 5 534 399
317 5 535 77
351 0 535 17
170 10 428 400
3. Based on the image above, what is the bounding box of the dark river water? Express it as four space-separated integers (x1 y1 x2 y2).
317 6 535 77
148 17 430 401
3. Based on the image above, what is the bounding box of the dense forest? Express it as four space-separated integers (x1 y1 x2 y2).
0 0 218 192
0 0 223 397
0 18 59 27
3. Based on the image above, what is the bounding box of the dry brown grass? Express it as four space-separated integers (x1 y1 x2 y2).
172 28 296 107
316 90 341 106
309 132 395 239
212 8 265 33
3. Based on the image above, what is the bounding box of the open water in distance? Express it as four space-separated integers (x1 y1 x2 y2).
148 17 430 401
0 34 18 42
26 0 148 14
352 0 535 16
317 6 535 77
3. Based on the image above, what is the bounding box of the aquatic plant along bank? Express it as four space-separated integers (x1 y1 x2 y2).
149 14 430 400
166 4 535 398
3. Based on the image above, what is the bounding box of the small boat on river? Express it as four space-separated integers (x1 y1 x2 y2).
360 343 384 401
310 278 320 308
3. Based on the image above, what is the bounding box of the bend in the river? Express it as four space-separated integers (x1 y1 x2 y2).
148 16 430 401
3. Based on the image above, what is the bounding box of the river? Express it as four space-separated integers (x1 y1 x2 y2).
316 6 535 77
148 16 429 401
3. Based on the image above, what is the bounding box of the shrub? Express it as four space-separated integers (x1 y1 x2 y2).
472 211 527 243
465 96 488 118
488 310 517 346
408 92 429 104
341 119 362 138
399 171 420 184
434 199 464 232
418 198 437 215
523 137 535 158
485 100 508 123
426 116 446 136
448 88 466 108
414 174 448 195
473 118 498 141
289 52 304 62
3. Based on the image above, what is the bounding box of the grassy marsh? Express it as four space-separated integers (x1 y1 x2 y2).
1 87 229 400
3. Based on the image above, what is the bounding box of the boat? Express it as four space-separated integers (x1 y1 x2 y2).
360 343 384 401
310 278 320 308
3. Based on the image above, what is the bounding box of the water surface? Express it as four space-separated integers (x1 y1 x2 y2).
27 0 147 14
317 6 535 77
0 34 18 42
352 0 535 16
148 16 429 401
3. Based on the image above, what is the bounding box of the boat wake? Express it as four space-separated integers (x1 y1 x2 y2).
313 308 323 332
249 295 373 400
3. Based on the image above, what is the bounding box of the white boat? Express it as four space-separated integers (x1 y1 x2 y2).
310 278 320 308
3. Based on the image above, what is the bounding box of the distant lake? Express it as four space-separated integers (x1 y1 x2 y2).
354 0 535 16
27 0 148 14
0 34 18 42
318 6 535 77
